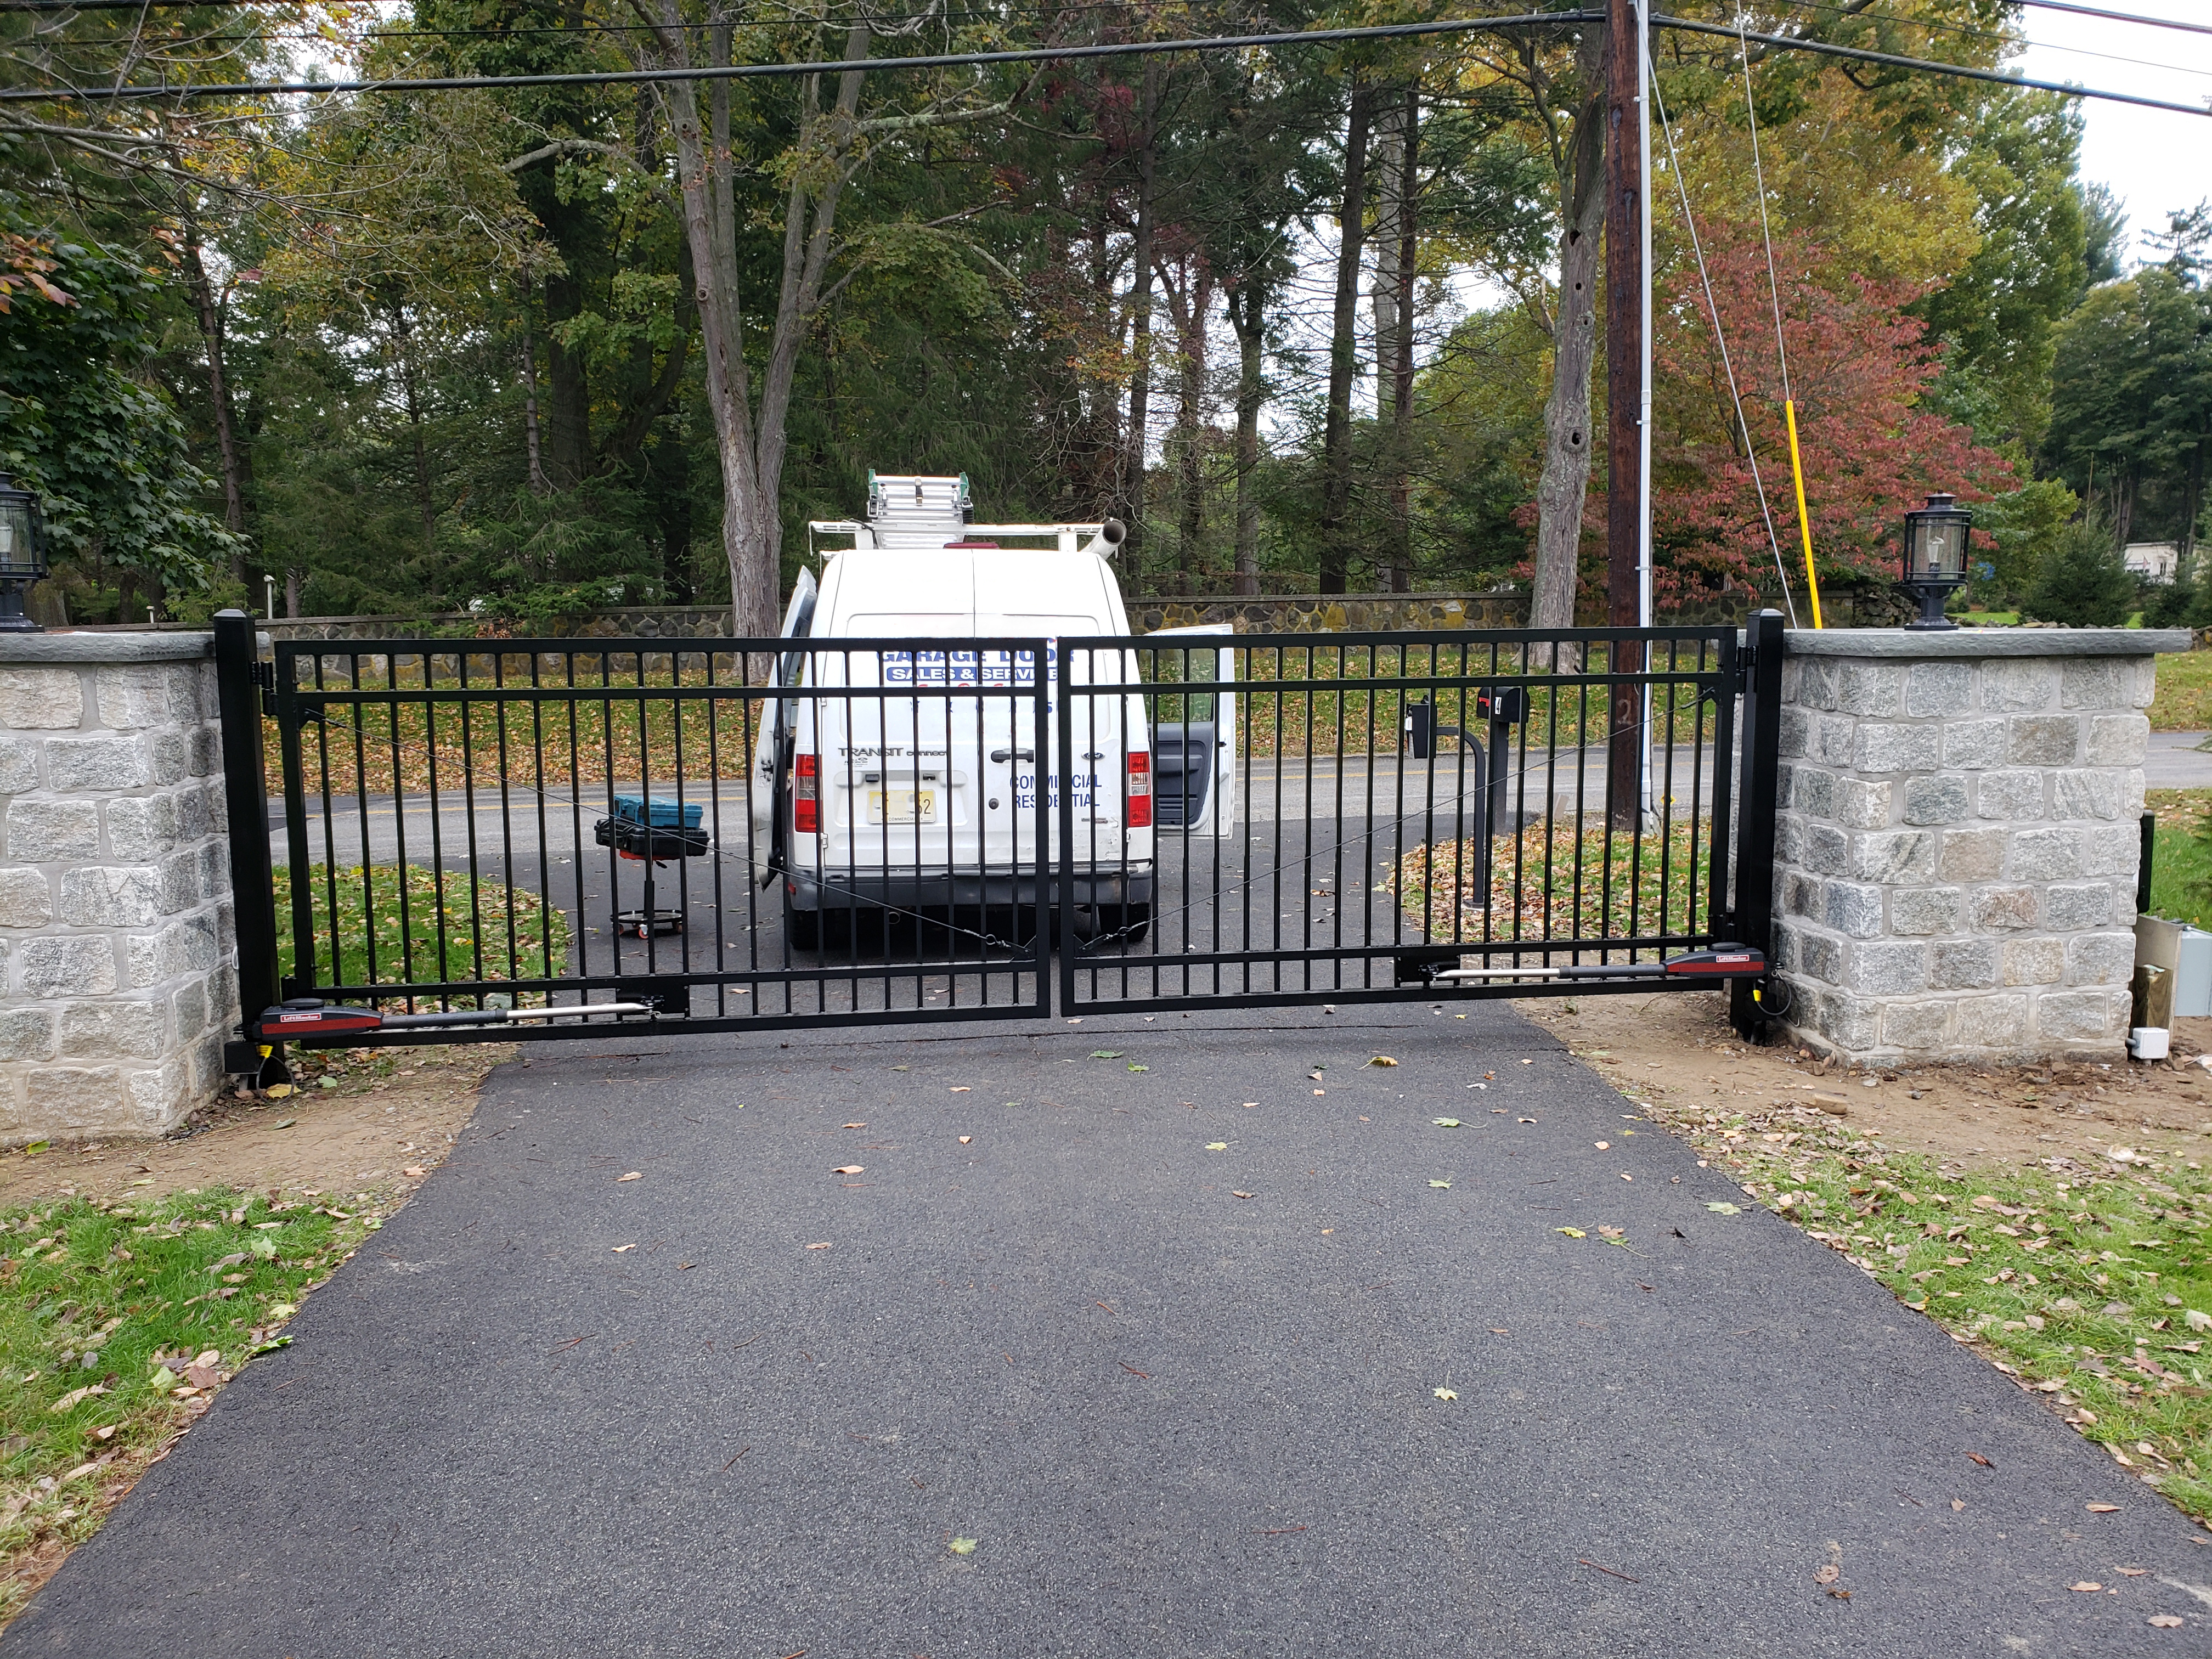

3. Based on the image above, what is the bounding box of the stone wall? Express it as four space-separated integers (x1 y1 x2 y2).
1770 628 2185 1066
0 633 232 1141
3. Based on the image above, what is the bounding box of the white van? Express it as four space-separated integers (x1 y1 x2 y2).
752 473 1234 950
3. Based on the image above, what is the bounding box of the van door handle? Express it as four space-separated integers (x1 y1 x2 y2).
989 748 1035 763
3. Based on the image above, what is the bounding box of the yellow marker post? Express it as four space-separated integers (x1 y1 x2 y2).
1784 400 1823 628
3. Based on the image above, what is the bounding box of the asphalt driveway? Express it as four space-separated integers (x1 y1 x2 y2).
9 1002 2211 1657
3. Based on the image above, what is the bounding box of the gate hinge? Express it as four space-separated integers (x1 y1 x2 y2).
250 658 276 715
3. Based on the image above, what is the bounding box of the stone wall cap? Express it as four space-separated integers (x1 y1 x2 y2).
1784 627 2188 659
0 630 215 664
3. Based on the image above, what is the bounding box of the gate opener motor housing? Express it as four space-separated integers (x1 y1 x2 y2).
252 993 673 1043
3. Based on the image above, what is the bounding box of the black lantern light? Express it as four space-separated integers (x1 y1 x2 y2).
0 473 49 633
1900 489 1972 631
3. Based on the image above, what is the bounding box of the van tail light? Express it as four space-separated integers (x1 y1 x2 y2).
794 754 819 834
1126 751 1152 829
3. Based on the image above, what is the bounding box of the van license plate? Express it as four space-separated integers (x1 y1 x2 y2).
867 788 936 825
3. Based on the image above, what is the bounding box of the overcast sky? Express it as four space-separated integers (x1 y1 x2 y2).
2015 0 2212 264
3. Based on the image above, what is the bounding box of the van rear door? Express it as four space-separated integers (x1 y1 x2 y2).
1146 623 1237 834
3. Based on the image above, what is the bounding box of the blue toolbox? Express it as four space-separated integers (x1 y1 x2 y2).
594 794 711 862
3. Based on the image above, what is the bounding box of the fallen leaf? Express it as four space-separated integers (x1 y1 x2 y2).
1432 1387 1458 1400
2070 1582 2103 1593
271 1119 296 1131
1598 1226 1625 1239
1128 1064 1148 1073
833 1165 864 1175
1090 1051 1124 1059
1206 1142 1228 1151
2088 1503 2121 1513
1826 1588 1851 1601
1429 1180 1452 1189
1432 1118 1463 1128
805 1242 831 1250
1232 1191 1255 1200
1370 1056 1399 1068
1705 1202 1740 1215
1594 1141 1610 1150
1815 1565 1841 1585
1490 1328 1509 1334
1519 1116 1536 1124
843 1122 868 1129
403 1166 426 1178
1556 1227 1587 1238
2187 1308 2212 1332
2150 1614 2185 1627
617 1172 642 1183
2118 1568 2149 1577
612 1244 636 1253
264 1084 295 1100
1967 1453 1992 1468
1951 1499 1965 1511
950 1086 972 1093
947 1537 978 1556
958 1136 972 1145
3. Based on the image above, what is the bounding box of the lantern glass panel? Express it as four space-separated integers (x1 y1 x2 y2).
0 499 38 579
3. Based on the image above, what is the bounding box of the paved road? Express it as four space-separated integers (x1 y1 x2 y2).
2146 731 2212 789
9 1003 2208 1655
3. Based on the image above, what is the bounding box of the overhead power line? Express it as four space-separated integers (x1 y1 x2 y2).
1654 12 2212 117
2 9 1604 100
3 7 2209 117
2016 0 2212 38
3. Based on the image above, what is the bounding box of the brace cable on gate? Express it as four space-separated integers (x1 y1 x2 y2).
1651 67 1799 629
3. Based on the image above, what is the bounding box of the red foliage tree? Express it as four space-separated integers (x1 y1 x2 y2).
1652 223 2012 617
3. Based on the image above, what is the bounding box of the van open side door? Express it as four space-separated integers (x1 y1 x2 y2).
1146 623 1237 834
751 567 818 884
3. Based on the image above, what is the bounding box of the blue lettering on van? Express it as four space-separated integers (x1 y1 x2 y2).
882 647 1053 686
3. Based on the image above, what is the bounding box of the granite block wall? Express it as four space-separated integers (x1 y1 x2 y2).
1771 629 2186 1064
0 633 234 1139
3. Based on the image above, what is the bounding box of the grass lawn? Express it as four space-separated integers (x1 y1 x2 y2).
1671 1106 2212 1518
2145 789 2212 930
273 865 571 1000
0 1186 377 1617
2152 653 2212 733
1395 820 1719 946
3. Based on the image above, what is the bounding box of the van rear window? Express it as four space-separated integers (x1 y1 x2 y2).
841 614 967 636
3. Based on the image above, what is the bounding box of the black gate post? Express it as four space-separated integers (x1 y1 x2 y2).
1730 608 1785 1040
214 610 287 1084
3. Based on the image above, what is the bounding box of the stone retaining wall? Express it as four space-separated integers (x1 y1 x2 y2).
0 633 233 1141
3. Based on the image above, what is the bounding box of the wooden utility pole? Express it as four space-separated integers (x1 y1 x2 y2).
1604 0 1645 831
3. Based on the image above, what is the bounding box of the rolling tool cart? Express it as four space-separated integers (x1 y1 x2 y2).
594 794 709 938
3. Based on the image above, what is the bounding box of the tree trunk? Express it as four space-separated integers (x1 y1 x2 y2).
1318 82 1373 596
285 568 301 619
1122 59 1162 579
1386 86 1418 593
520 281 550 496
1171 265 1215 592
1531 29 1607 634
389 311 436 554
1228 283 1265 597
181 223 246 570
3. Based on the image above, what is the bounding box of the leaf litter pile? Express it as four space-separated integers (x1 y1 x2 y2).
0 1186 379 1624
1657 1093 2212 1520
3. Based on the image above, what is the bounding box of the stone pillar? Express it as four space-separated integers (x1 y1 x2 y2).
1771 627 2186 1066
0 631 232 1140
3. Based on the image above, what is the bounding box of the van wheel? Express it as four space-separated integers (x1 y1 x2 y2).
784 896 820 952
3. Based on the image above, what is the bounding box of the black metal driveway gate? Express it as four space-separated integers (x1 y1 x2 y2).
214 610 1782 1073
